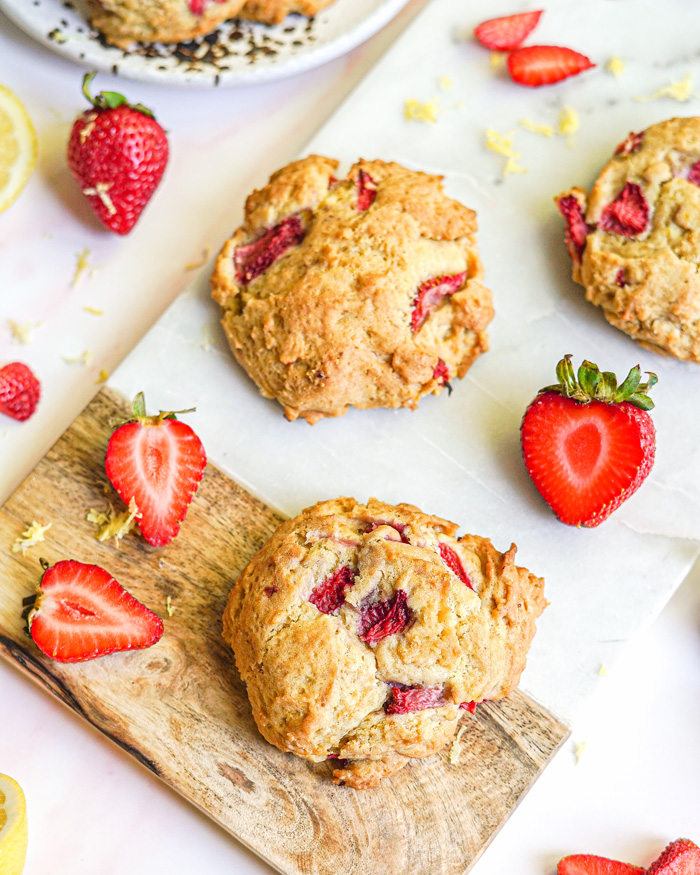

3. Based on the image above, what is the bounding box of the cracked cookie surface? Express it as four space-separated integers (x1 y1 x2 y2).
211 155 493 423
222 497 546 789
556 117 700 361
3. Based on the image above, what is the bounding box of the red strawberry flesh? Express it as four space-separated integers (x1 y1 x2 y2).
521 391 655 527
234 215 306 285
359 590 413 643
28 560 163 663
438 543 474 590
615 131 644 156
557 195 591 263
688 162 700 187
385 685 445 714
646 839 700 875
309 566 355 614
507 45 595 87
599 183 649 237
188 0 226 13
0 362 40 421
460 701 478 713
433 359 450 384
356 169 377 211
411 271 467 332
106 416 207 546
557 855 644 875
474 10 543 51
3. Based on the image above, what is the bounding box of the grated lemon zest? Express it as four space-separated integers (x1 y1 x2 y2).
490 52 504 69
87 497 140 547
12 520 52 554
96 368 109 384
184 245 212 272
636 72 696 103
166 595 174 617
607 56 626 77
62 350 93 365
598 663 608 676
485 128 527 177
574 741 587 764
449 725 467 765
404 97 440 124
83 306 103 316
8 319 39 345
558 106 579 147
71 248 93 287
438 75 452 93
519 118 554 137
199 325 216 351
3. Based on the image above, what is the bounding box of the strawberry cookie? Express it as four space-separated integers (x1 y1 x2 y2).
238 0 335 25
556 117 700 361
211 156 493 423
222 497 545 789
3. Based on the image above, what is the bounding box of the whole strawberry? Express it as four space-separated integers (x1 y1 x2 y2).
521 355 657 527
105 393 207 546
0 362 40 421
67 72 168 235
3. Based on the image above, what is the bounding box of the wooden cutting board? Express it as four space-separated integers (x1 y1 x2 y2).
0 388 568 875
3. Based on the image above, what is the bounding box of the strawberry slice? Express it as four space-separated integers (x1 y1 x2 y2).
24 559 163 663
356 169 377 211
105 393 207 547
507 45 595 87
521 356 657 527
557 194 591 263
234 215 306 285
599 183 649 237
557 855 643 875
0 362 40 422
411 271 467 332
438 542 474 590
385 685 445 714
646 839 700 875
474 10 543 51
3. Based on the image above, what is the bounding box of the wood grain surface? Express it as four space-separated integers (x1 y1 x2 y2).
0 388 569 875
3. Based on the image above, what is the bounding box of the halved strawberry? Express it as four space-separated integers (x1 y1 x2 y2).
646 839 700 875
474 10 543 51
557 854 643 875
24 559 163 663
521 356 657 527
105 393 207 547
507 45 595 87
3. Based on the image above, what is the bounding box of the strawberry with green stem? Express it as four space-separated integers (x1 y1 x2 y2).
105 393 207 547
521 356 657 527
67 72 168 235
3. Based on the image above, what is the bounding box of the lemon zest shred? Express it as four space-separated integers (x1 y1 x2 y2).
574 741 587 764
166 595 175 617
519 118 554 138
490 52 504 69
404 97 440 124
62 350 93 365
485 128 527 177
8 319 39 345
71 248 93 287
12 520 52 554
449 725 468 766
636 72 696 103
598 663 608 676
438 75 452 93
96 368 109 384
87 498 140 547
184 245 212 272
558 106 579 147
607 56 626 77
83 306 104 316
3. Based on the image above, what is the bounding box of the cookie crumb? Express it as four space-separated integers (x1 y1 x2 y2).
636 72 696 103
404 97 440 124
519 118 553 137
485 128 527 177
87 498 140 547
607 56 626 77
12 520 52 555
449 725 467 765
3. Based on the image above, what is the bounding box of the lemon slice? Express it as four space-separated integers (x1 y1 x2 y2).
0 85 37 215
0 774 28 875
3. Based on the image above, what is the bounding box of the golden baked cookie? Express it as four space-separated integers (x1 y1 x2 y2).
556 117 700 362
222 497 546 789
238 0 334 25
85 0 247 47
211 156 494 423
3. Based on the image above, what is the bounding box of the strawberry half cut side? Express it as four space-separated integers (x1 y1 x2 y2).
507 45 595 87
411 271 467 332
309 566 355 614
599 183 649 237
24 559 163 663
356 169 377 211
359 590 413 643
557 854 644 875
385 685 445 714
557 195 591 263
105 393 207 547
474 10 543 51
234 215 306 285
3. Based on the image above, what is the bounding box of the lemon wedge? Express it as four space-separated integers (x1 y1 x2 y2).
0 85 37 215
0 774 28 875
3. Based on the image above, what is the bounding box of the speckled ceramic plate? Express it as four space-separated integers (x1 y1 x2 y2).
0 0 409 87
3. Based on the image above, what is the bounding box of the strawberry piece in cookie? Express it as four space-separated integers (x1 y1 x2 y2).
614 131 644 156
599 183 649 236
234 215 306 285
411 271 467 332
438 542 473 589
359 590 413 643
356 169 377 211
385 686 446 714
557 194 591 262
309 566 355 614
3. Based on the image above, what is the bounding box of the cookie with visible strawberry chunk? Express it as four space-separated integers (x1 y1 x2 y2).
211 156 493 423
237 0 334 25
222 497 545 788
556 117 700 361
